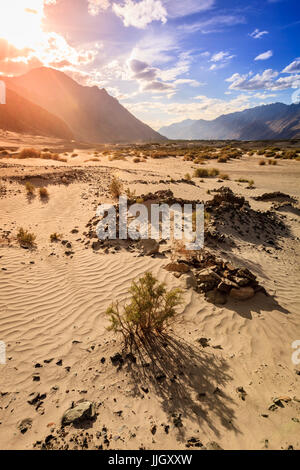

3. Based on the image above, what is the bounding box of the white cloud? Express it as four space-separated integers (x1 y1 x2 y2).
282 58 300 73
254 50 273 61
226 68 300 91
180 15 246 34
87 0 110 15
209 51 235 70
113 0 167 29
249 28 269 39
163 0 214 18
174 78 205 87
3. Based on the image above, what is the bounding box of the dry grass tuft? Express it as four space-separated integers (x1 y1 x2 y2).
17 228 36 248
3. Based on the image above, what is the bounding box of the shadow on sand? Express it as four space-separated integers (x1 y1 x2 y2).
124 332 240 442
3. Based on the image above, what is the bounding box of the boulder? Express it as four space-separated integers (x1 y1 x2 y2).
165 262 190 274
137 239 159 256
196 268 221 283
184 273 198 290
18 418 32 434
229 287 255 301
62 401 96 426
205 289 227 305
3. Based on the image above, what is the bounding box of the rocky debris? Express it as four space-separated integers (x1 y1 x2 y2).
207 187 245 210
186 437 203 448
236 386 247 401
110 353 124 367
28 392 46 408
253 192 297 204
18 418 32 434
170 249 265 304
62 401 96 427
206 187 288 246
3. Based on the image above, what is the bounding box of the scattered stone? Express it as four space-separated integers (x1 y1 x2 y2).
18 418 32 434
165 262 190 273
62 401 96 426
110 353 123 367
205 289 227 305
137 239 159 256
236 386 247 401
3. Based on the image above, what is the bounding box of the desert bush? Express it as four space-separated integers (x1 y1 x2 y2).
109 176 123 198
217 156 228 163
17 228 36 247
71 153 78 158
259 160 266 166
133 157 141 163
25 182 36 195
268 159 277 165
194 168 208 178
219 173 229 180
18 148 41 159
194 168 220 178
50 232 62 242
39 187 49 198
184 173 192 181
106 272 182 346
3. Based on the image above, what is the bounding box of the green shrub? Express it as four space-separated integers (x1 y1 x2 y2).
106 272 182 345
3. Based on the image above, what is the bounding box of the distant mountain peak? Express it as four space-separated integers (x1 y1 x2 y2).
159 102 300 140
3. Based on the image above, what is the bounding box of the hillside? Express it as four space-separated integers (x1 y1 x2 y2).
4 67 165 144
0 87 73 140
159 103 300 140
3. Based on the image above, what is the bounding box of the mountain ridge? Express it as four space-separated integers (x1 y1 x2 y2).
1 67 165 143
159 102 300 140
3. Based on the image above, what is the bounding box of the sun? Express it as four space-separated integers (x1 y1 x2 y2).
0 0 45 49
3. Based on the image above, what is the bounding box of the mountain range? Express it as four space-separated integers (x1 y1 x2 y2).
0 67 164 143
159 103 300 140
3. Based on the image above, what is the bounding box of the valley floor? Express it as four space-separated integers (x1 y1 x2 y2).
0 136 300 450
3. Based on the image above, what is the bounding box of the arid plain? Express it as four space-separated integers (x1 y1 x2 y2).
0 131 300 450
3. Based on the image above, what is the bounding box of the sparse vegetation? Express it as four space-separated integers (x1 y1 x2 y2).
50 232 62 242
106 272 182 346
109 176 123 198
219 173 229 180
19 148 41 159
193 168 220 178
39 187 49 198
25 182 36 195
17 228 36 247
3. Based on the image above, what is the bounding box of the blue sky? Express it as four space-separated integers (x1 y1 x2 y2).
0 0 299 128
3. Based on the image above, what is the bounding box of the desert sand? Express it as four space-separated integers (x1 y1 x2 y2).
0 132 299 450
